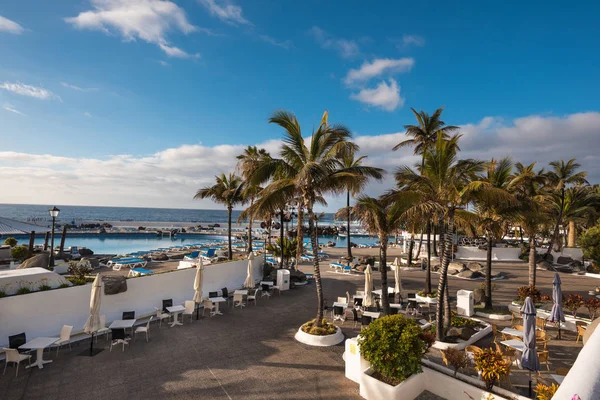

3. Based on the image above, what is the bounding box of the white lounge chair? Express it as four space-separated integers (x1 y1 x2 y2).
54 325 73 355
2 348 31 377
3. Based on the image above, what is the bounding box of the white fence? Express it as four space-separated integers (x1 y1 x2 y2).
0 256 263 345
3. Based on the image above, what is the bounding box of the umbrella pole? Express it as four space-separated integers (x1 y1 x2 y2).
196 303 200 320
558 321 561 340
528 371 532 397
90 332 94 355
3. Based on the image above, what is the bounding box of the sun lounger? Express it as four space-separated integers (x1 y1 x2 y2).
184 251 200 260
107 257 143 267
128 268 154 277
329 262 345 271
112 258 147 271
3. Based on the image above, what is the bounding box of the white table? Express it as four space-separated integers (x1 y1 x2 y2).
389 303 403 309
372 288 395 296
333 302 348 308
109 319 136 336
234 290 248 295
166 305 186 327
210 296 227 315
501 339 525 352
362 311 381 319
259 281 274 286
19 337 59 369
501 327 524 338
353 295 364 299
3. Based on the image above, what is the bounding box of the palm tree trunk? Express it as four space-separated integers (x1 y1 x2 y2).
347 190 352 260
433 223 438 257
227 205 233 260
279 209 285 263
485 230 493 309
307 204 324 327
408 232 415 265
529 235 536 286
416 230 424 260
568 220 576 247
548 188 566 253
380 239 390 315
247 198 254 254
519 226 524 244
295 204 304 270
436 208 454 341
426 221 432 294
444 280 451 330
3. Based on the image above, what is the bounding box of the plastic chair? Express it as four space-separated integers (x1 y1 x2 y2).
162 299 173 313
135 317 153 342
55 325 73 355
510 310 522 326
538 350 550 371
2 348 31 377
576 325 586 344
155 307 171 328
110 328 128 352
203 299 216 317
536 316 548 331
122 311 135 320
336 297 346 303
233 293 245 310
183 301 195 322
247 289 259 306
333 306 345 323
261 284 271 299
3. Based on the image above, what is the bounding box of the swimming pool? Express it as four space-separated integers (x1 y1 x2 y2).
12 233 229 255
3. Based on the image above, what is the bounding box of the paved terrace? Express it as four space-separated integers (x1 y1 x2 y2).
1 259 593 399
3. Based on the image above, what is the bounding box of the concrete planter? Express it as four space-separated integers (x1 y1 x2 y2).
294 326 344 347
474 311 512 321
416 294 438 304
432 318 492 350
359 367 423 400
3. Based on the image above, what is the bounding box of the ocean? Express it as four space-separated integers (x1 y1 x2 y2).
0 204 338 225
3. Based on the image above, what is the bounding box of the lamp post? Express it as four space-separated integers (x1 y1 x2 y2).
48 207 60 268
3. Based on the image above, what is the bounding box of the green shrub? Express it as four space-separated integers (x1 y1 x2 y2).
358 314 429 386
441 348 468 376
473 348 509 391
11 245 30 262
417 289 438 298
68 260 93 280
4 237 17 247
66 277 90 286
38 285 52 291
58 283 70 289
581 224 600 264
16 287 31 295
301 319 337 335
535 382 559 400
451 313 479 328
0 291 6 298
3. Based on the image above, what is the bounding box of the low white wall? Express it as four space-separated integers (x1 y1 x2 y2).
0 256 263 345
455 246 521 261
536 247 583 262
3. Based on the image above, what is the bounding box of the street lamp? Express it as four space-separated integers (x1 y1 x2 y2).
48 207 60 267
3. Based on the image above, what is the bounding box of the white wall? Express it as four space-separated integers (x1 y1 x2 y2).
455 246 522 261
535 247 583 261
0 256 263 345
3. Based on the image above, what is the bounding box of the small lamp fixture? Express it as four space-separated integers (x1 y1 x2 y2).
49 206 60 218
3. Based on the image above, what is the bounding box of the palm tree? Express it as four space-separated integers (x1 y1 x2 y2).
194 173 243 260
393 106 459 287
254 110 360 327
546 159 588 252
562 186 599 247
236 146 270 253
352 195 412 314
509 162 549 286
464 158 516 308
339 151 384 260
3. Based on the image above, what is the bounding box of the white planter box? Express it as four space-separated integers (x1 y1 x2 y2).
294 326 344 347
415 294 438 304
359 367 424 400
432 318 492 350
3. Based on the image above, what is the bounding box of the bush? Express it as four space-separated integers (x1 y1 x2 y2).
358 314 429 386
451 313 479 329
4 237 17 247
473 348 510 391
563 294 585 317
300 319 337 335
58 283 70 289
581 224 600 265
417 289 438 298
10 245 30 262
68 260 93 280
441 348 468 377
535 382 559 400
517 285 542 302
585 298 600 319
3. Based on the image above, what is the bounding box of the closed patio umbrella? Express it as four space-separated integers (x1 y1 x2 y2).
193 259 204 319
81 273 103 356
363 264 374 308
521 296 540 397
549 273 565 339
394 258 402 303
244 253 255 289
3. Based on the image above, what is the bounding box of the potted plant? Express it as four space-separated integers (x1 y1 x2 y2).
585 298 600 319
358 315 432 399
294 318 344 346
473 348 509 391
563 294 585 318
535 382 559 400
514 285 542 305
440 348 468 377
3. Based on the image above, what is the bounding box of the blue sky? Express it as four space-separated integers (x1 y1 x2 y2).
1 0 599 210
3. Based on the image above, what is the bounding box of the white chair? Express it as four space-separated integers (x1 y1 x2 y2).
2 348 31 377
183 301 195 322
337 297 346 303
155 307 171 328
247 289 259 306
135 317 153 342
203 299 216 317
96 315 110 342
233 293 245 310
54 325 73 355
260 284 271 299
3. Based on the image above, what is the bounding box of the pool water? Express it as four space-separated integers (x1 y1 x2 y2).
13 234 228 255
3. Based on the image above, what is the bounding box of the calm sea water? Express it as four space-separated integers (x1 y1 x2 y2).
0 204 337 225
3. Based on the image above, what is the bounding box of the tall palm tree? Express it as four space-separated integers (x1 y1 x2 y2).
464 158 516 308
509 162 549 286
339 151 384 260
393 106 459 286
546 159 588 252
194 173 243 260
352 195 411 315
236 146 270 253
562 186 599 247
253 110 359 327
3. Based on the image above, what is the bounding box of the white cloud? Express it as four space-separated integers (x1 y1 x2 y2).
61 82 98 92
199 0 250 25
65 0 200 58
0 82 60 101
0 15 24 34
350 79 403 111
3 104 26 116
2 112 599 210
344 58 414 85
158 60 170 67
84 112 93 117
309 26 359 59
402 34 425 47
258 34 292 49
